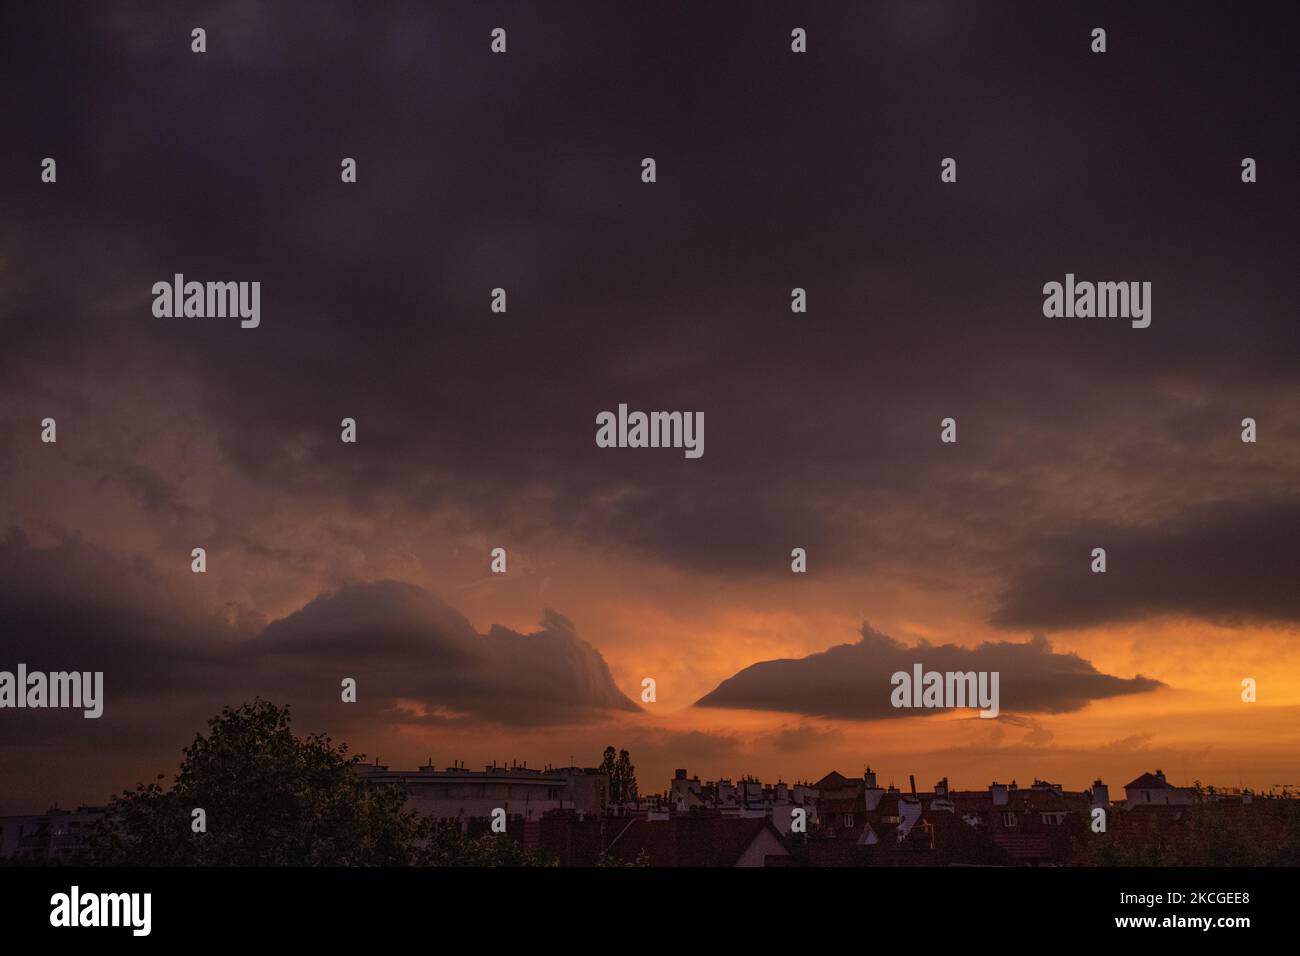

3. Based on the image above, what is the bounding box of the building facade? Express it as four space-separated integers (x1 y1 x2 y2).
354 761 609 823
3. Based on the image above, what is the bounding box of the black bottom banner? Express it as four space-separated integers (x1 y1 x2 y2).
0 865 1286 942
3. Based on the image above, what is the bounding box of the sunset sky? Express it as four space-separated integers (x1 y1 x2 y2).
2 1 1297 814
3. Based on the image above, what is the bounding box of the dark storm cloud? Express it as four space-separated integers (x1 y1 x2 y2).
1 1 1295 583
256 581 640 723
0 527 238 659
991 497 1300 630
0 531 637 737
0 529 251 780
695 623 1161 720
100 462 200 518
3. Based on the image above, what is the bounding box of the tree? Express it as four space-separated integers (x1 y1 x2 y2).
599 746 618 800
599 746 639 806
92 699 425 865
416 825 554 867
596 848 651 867
616 749 639 804
1078 798 1300 867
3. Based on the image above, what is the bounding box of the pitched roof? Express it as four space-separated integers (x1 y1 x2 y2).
1125 773 1173 790
605 816 788 867
923 811 1017 866
801 812 1017 867
812 770 854 790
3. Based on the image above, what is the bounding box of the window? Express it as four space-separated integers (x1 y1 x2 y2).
843 814 855 828
1001 811 1017 827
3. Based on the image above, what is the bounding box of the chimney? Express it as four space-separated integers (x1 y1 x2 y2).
935 777 948 799
1155 769 1166 783
990 782 1009 807
909 775 917 798
897 787 924 839
675 769 687 780
864 767 885 810
1091 779 1109 808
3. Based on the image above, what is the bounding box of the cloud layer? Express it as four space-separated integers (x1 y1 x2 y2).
255 581 639 723
992 499 1300 630
0 530 637 733
696 623 1162 720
